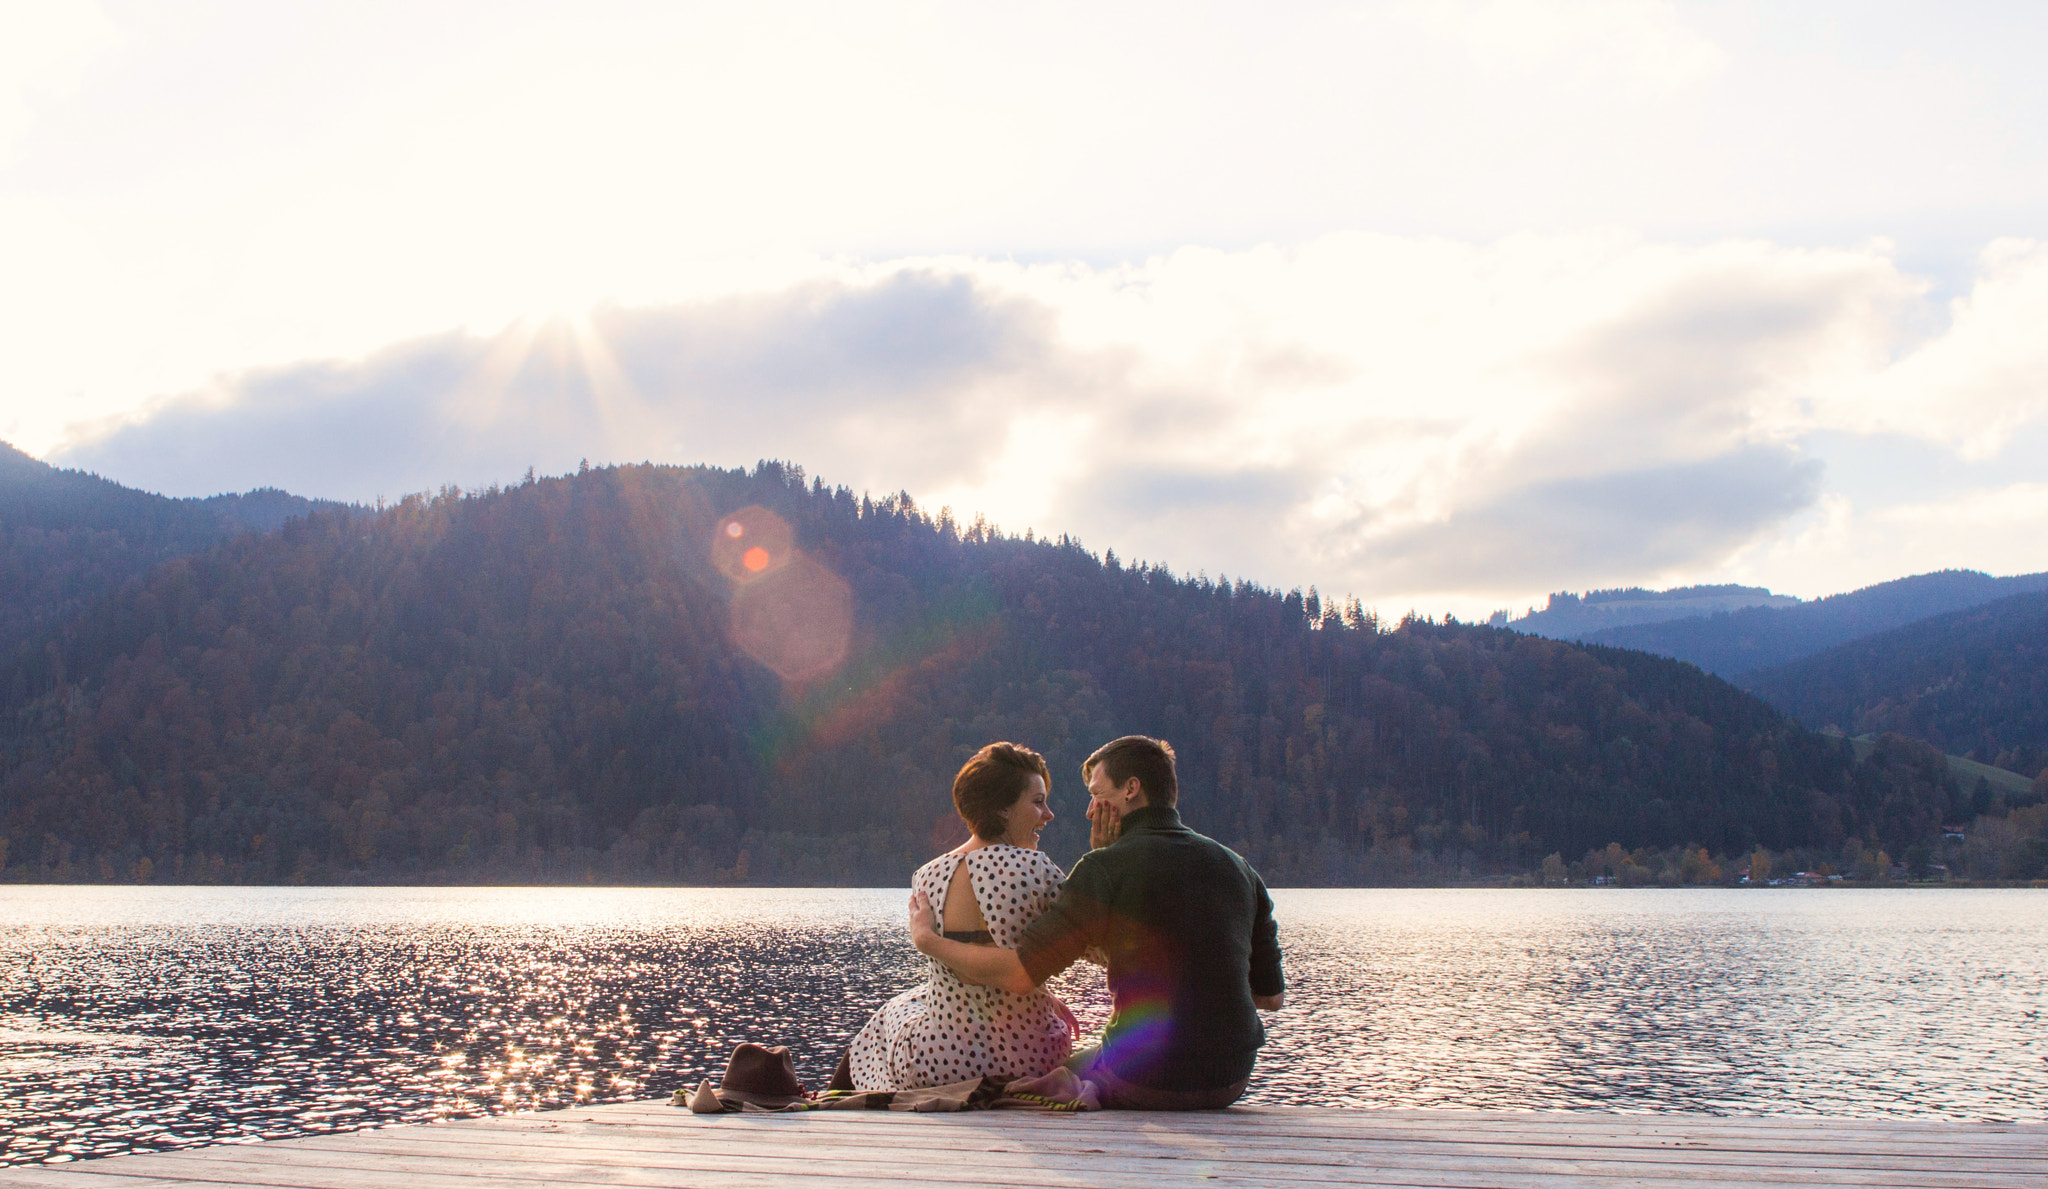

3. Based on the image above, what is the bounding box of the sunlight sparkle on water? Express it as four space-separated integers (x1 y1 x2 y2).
1 886 2043 1166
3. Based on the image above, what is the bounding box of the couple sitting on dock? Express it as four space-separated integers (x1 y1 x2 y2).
838 735 1286 1110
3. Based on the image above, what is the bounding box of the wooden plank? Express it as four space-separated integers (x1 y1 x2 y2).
487 1107 2048 1157
262 1126 2048 1185
0 1148 1868 1189
370 1114 2048 1172
573 1096 2048 1137
0 1173 194 1189
577 1102 2048 1144
567 1102 2048 1140
589 1100 2043 1131
4 1106 2042 1189
86 1130 2048 1189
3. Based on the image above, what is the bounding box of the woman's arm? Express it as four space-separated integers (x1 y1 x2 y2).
908 891 1036 994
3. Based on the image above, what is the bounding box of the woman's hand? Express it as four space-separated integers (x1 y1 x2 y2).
1086 797 1123 850
907 890 941 955
1053 998 1082 1044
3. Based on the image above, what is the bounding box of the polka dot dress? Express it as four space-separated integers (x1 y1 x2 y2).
847 846 1073 1091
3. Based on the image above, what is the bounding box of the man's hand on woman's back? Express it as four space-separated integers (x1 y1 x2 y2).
907 890 1036 995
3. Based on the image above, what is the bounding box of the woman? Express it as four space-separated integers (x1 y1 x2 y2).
842 742 1075 1091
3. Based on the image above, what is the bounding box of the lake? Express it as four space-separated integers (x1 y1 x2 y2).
2 886 2043 1165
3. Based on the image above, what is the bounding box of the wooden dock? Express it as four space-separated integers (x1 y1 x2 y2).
2 1102 2042 1189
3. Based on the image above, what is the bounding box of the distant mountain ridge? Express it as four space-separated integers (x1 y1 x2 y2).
1744 590 2048 782
0 440 354 670
1504 584 1798 639
1581 569 2048 677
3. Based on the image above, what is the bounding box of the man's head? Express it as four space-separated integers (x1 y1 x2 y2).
1082 735 1177 814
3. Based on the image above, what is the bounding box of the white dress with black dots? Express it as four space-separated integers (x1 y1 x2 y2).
847 845 1073 1090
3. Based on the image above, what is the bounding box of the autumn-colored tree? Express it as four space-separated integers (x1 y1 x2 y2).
1678 846 1721 884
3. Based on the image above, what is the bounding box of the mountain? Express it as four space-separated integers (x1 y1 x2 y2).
0 441 352 676
1502 585 1797 639
1578 569 2048 677
0 461 1977 886
1742 590 2048 783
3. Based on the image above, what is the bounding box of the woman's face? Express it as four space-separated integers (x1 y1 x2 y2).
997 774 1054 849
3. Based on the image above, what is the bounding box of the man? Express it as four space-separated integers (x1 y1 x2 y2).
908 735 1285 1109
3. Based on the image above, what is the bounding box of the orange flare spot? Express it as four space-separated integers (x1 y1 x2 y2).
742 547 771 572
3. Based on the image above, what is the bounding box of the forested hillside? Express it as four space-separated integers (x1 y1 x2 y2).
1581 569 2048 677
0 461 1979 885
1 442 350 674
1742 591 2048 782
1507 585 1795 639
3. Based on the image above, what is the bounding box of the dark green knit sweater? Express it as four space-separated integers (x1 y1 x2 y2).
1017 806 1284 1090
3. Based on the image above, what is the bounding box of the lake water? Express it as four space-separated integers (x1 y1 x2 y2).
2 886 2044 1165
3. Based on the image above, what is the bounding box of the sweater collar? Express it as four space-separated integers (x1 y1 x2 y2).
1119 805 1184 834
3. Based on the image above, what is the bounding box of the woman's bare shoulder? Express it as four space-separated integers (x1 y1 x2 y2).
912 851 964 883
968 845 1065 879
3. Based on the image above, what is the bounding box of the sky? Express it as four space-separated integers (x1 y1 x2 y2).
6 0 2048 620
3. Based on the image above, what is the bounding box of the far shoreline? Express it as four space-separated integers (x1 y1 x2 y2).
4 879 2046 890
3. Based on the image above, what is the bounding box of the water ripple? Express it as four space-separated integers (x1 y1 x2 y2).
0 886 2042 1166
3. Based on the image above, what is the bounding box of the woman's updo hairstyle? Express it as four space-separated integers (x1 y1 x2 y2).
952 742 1051 841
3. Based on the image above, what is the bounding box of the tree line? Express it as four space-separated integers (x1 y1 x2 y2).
2 460 2029 886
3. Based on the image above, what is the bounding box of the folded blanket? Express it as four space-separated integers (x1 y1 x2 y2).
677 1067 1100 1114
996 1066 1102 1112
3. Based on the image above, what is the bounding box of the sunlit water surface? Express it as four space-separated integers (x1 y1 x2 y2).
2 886 2043 1164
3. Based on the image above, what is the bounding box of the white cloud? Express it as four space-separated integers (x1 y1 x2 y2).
1721 481 2048 604
0 0 119 155
9 0 2048 459
1821 239 2048 459
58 229 2048 617
10 2 2048 614
1398 0 1727 96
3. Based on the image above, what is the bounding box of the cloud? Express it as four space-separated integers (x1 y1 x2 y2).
1823 239 2048 459
1340 448 1823 593
58 271 1072 505
47 232 2048 614
1400 0 1727 96
10 0 2048 466
0 0 119 156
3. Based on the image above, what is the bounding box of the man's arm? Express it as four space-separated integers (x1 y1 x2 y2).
907 891 1037 995
1247 870 1285 1011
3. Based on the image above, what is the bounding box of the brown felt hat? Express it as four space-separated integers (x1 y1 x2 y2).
717 1043 807 1107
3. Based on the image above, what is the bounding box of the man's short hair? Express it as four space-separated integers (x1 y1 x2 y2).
1083 735 1178 808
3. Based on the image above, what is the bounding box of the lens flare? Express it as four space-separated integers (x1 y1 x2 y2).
729 556 853 683
1098 994 1175 1077
746 588 1003 770
711 506 792 583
